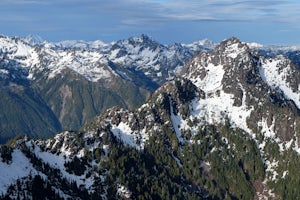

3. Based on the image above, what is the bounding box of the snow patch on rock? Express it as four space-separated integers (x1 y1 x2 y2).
0 150 37 194
191 63 225 92
190 90 253 134
259 58 300 109
111 122 149 150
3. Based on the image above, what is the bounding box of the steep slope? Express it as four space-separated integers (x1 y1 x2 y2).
0 78 266 199
0 36 61 143
1 35 299 199
1 37 299 199
49 34 208 85
32 67 151 131
181 37 300 198
0 34 210 142
182 37 300 141
106 34 194 84
0 83 61 143
0 36 152 142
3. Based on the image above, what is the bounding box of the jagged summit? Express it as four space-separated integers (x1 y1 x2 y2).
181 37 255 86
23 34 44 45
221 36 242 44
113 34 161 50
184 36 300 141
0 34 212 142
216 37 251 59
1 35 300 199
128 34 157 44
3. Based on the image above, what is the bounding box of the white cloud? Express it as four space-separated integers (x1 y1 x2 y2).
2 0 299 26
154 0 285 21
0 0 48 5
1 0 300 44
104 0 299 25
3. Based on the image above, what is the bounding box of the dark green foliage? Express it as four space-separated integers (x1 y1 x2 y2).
1 174 64 200
94 147 104 163
262 142 300 199
269 90 286 107
178 124 265 200
174 78 197 104
0 145 13 164
2 121 299 199
4 141 92 199
64 156 88 176
3 135 26 148
31 175 62 200
95 123 265 199
102 137 187 199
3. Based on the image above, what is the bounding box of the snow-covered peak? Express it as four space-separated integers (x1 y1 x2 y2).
23 34 44 45
127 34 158 46
247 42 264 49
0 35 34 57
182 37 300 149
132 34 151 42
113 34 162 53
50 39 111 51
1 35 300 200
217 37 250 59
257 45 300 52
0 36 40 79
44 49 115 82
197 38 216 48
0 35 118 82
0 34 217 85
184 39 216 51
106 34 194 83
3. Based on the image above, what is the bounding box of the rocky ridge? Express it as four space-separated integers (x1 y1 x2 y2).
0 34 211 142
0 37 299 199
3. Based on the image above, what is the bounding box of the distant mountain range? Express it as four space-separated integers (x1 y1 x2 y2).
0 36 299 199
1 34 300 143
0 34 217 143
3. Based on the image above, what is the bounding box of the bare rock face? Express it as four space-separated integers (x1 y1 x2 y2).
182 37 300 144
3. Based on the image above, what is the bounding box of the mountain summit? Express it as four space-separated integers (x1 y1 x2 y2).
183 37 300 140
23 34 44 45
0 34 211 142
0 36 300 199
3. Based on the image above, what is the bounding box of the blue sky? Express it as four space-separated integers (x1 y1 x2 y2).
1 0 300 45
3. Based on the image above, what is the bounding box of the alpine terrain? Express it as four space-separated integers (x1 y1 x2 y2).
0 34 213 143
0 37 300 199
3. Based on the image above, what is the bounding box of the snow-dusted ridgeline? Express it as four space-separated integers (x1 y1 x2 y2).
0 34 214 85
